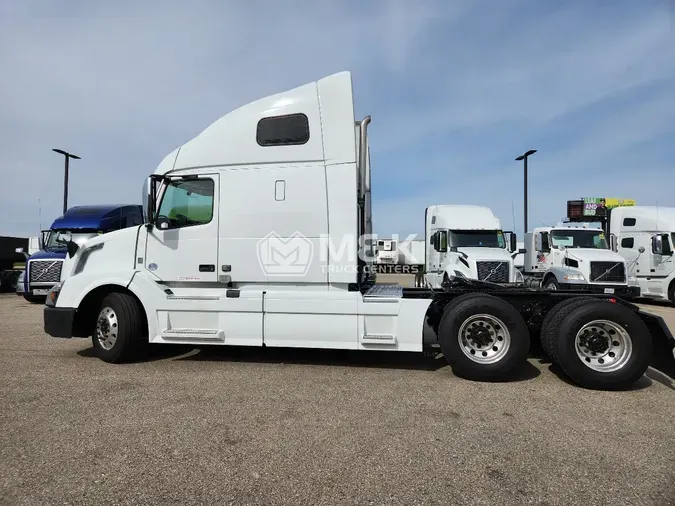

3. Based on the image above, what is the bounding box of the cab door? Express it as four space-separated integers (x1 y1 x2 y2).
144 174 219 283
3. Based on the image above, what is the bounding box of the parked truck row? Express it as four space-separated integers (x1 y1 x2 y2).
42 71 674 391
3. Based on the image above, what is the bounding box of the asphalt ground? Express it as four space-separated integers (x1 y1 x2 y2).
1 289 674 506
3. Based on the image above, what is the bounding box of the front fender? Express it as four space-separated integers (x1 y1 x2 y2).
546 266 587 284
57 273 136 309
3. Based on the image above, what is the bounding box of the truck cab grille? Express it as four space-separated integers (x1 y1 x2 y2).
589 261 625 283
28 260 63 284
476 261 509 283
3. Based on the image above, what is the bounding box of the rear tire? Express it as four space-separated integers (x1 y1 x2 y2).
437 293 531 381
543 300 652 390
668 281 675 305
539 297 595 360
92 292 146 363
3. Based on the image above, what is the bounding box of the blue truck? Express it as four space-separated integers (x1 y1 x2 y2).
19 205 144 303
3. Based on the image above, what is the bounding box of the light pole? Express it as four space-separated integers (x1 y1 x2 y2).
515 149 537 234
52 149 81 214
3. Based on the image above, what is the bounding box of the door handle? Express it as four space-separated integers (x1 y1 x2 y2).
199 264 215 272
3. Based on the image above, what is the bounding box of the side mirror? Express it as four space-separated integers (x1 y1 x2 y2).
652 235 663 255
439 231 448 253
67 240 79 259
541 233 550 252
509 234 517 253
15 247 24 254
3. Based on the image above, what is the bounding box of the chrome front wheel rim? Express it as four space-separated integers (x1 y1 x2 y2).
96 306 118 351
458 314 511 364
575 320 632 372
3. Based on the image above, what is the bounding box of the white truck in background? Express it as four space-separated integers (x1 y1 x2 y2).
423 205 521 288
609 206 675 303
522 224 639 299
42 71 675 390
375 239 398 264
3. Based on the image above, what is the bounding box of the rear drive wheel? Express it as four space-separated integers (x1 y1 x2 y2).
543 300 652 390
539 297 594 360
437 293 531 381
92 292 146 363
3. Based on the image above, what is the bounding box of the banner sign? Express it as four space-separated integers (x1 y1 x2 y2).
582 197 635 217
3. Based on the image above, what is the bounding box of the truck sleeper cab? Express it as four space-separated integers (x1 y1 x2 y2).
43 71 674 391
609 206 675 303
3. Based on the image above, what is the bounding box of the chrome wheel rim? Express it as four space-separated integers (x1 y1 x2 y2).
96 306 118 351
575 320 632 372
458 314 511 364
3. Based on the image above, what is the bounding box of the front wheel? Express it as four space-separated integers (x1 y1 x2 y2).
437 293 531 381
541 300 652 390
23 293 47 304
543 277 559 290
92 292 146 363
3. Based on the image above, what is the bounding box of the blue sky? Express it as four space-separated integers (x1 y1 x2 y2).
1 0 674 239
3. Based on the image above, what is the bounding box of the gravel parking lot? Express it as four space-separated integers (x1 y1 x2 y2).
1 292 674 506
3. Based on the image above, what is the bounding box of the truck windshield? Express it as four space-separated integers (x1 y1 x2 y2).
44 230 99 250
449 230 505 248
550 230 607 249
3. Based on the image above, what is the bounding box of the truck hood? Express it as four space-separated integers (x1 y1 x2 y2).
558 248 625 263
456 247 512 262
28 249 67 261
61 226 141 280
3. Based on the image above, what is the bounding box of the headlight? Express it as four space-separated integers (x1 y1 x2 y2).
515 270 524 282
452 270 466 278
563 273 585 281
628 276 638 285
45 281 64 307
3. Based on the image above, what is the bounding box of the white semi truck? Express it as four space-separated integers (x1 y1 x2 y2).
521 224 639 299
42 71 674 390
423 205 522 288
608 206 675 303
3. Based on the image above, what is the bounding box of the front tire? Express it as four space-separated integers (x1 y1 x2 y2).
92 292 146 363
23 293 46 304
542 300 652 390
437 293 531 381
543 277 559 290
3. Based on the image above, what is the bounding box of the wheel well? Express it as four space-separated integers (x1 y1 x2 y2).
72 285 148 338
542 273 556 285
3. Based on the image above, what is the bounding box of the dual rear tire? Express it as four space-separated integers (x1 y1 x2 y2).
437 293 653 389
540 298 652 390
437 293 530 381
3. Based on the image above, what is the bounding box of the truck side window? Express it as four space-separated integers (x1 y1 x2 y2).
257 113 309 146
157 178 215 229
621 237 634 248
623 218 636 226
